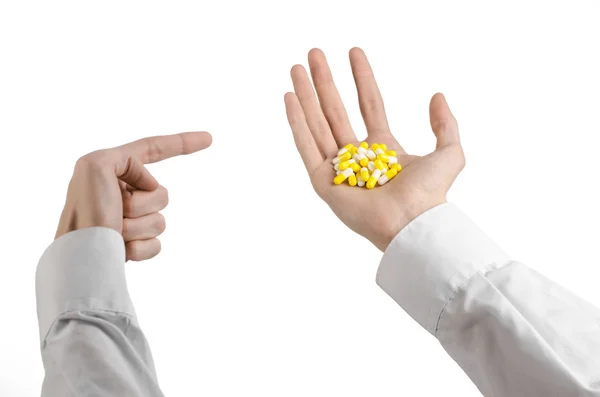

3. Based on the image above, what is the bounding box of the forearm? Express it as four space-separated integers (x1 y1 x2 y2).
377 204 600 396
36 227 163 396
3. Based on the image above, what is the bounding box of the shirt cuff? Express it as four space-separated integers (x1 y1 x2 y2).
376 203 511 336
36 227 135 344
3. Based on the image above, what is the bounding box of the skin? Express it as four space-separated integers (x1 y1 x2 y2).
55 131 212 261
284 48 465 251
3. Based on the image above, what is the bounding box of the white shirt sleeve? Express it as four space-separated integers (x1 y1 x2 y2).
377 203 600 396
36 227 164 396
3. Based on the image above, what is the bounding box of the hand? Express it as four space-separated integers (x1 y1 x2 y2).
55 131 212 261
284 48 465 251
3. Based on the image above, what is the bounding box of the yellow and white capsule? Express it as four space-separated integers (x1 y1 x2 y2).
332 151 352 164
391 163 402 172
377 153 390 163
378 168 398 185
385 149 396 157
344 143 355 150
375 148 385 156
339 159 356 170
366 149 377 160
351 162 361 173
366 169 382 189
357 146 368 156
348 174 358 186
334 168 354 185
337 147 349 156
374 159 386 170
360 156 369 167
388 156 398 164
367 161 375 172
360 167 370 182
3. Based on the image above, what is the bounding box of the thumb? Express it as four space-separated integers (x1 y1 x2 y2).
429 93 460 149
116 156 159 191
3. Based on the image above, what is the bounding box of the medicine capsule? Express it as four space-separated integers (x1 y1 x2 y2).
366 169 382 189
334 163 340 171
380 143 387 151
351 162 361 172
374 159 386 170
350 146 358 154
366 150 376 160
375 148 385 155
385 150 396 157
339 159 356 170
388 156 398 164
360 167 370 182
391 163 402 172
359 157 369 167
372 143 380 151
377 153 390 163
360 142 369 149
344 143 354 149
378 168 398 185
334 168 354 184
337 147 349 156
332 150 352 164
348 174 357 186
367 161 375 172
357 146 367 155
357 177 365 187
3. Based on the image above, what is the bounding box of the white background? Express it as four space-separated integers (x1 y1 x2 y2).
1 1 599 396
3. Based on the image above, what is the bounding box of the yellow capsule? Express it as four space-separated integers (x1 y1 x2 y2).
374 159 385 170
348 174 357 186
360 168 370 182
344 143 354 150
377 153 390 163
350 146 358 155
360 142 369 149
372 143 380 151
391 163 402 172
338 151 352 162
359 157 369 167
351 162 361 172
385 168 398 179
385 149 396 157
380 143 387 151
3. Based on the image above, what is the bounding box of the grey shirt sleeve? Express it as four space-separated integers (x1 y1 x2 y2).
377 203 600 396
36 227 164 397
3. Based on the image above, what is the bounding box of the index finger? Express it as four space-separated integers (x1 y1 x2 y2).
120 131 213 164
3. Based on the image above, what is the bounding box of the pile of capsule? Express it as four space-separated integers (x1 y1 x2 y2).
333 142 402 189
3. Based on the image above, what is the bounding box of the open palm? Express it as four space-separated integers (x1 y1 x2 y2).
284 48 465 251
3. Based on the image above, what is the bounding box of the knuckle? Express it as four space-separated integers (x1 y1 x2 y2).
155 213 166 233
160 186 169 207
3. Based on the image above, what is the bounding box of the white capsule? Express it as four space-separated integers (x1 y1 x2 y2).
375 148 385 155
352 153 361 162
371 169 382 179
337 147 349 156
367 161 375 172
366 150 377 160
388 156 398 164
334 163 340 171
357 177 366 187
378 175 389 185
357 147 367 155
